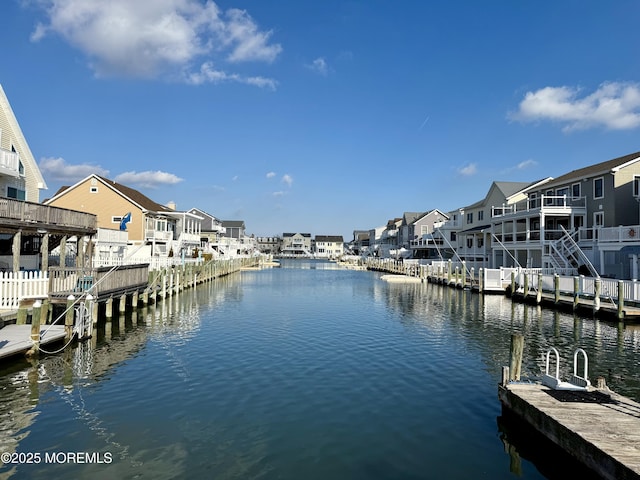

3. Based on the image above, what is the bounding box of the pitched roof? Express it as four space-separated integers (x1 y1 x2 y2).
45 174 173 213
222 220 245 228
402 212 424 225
315 235 344 242
95 176 173 212
541 151 640 189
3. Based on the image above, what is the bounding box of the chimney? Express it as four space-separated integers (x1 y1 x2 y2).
166 201 176 210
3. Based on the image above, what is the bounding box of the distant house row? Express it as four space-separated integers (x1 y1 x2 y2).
256 233 344 258
351 151 640 280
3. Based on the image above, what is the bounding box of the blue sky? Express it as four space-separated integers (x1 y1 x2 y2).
2 1 640 240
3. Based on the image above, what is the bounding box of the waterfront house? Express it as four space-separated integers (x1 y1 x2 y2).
403 209 449 259
44 175 202 260
377 218 403 258
314 235 344 259
256 236 282 254
349 230 370 255
490 151 640 278
0 85 96 273
455 181 543 271
281 233 312 256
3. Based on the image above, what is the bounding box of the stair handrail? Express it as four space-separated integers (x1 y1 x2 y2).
559 225 599 279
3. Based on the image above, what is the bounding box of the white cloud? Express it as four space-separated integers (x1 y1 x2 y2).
39 156 109 182
272 191 284 197
232 175 239 181
114 170 183 188
184 61 277 89
266 171 276 179
510 82 640 131
457 163 477 176
29 0 282 88
306 57 328 76
517 159 537 169
281 174 293 186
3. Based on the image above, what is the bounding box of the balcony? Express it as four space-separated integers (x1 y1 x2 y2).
145 230 172 242
0 198 96 233
0 149 20 177
492 195 586 219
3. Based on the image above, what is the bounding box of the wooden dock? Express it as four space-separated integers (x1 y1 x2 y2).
499 382 640 480
0 324 66 359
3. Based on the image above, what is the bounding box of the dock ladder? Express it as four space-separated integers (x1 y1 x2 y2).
541 347 591 391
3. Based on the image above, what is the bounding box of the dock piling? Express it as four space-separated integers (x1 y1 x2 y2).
509 333 524 381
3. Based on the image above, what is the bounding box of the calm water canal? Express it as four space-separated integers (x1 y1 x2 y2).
1 259 639 479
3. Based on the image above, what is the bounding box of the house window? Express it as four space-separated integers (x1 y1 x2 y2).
529 193 538 208
478 211 484 221
466 238 473 248
544 189 554 205
478 237 484 248
594 211 604 227
450 232 457 241
90 186 98 193
466 212 473 224
594 177 604 199
556 187 569 206
572 183 581 198
7 187 25 200
634 176 640 197
18 160 24 176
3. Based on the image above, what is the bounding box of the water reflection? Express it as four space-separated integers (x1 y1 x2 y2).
0 266 638 480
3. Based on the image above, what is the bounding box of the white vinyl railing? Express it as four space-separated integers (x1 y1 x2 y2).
0 271 48 309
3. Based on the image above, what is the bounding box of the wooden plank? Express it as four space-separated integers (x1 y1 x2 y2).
0 324 66 359
499 382 640 480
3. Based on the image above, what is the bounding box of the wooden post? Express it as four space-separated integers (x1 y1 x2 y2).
447 259 452 284
523 272 529 300
90 294 98 328
462 261 467 288
65 295 75 341
511 271 516 296
554 274 560 304
26 300 42 357
119 294 126 314
132 291 139 309
59 236 67 268
142 290 149 306
536 274 542 304
478 268 483 293
573 276 580 311
509 334 524 381
161 270 167 299
40 233 49 272
17 305 27 325
12 230 21 273
617 280 625 320
105 297 113 321
594 278 601 313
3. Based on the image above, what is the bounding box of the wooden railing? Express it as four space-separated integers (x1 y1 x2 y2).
49 264 149 297
0 198 96 230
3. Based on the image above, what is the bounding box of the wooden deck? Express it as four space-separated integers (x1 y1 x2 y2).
514 290 640 320
499 382 640 480
0 324 66 359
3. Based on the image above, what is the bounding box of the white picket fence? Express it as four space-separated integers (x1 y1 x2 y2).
0 271 49 310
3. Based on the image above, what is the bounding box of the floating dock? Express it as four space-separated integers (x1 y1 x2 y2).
499 381 640 480
0 324 66 359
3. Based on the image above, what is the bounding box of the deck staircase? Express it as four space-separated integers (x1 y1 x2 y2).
544 227 599 278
